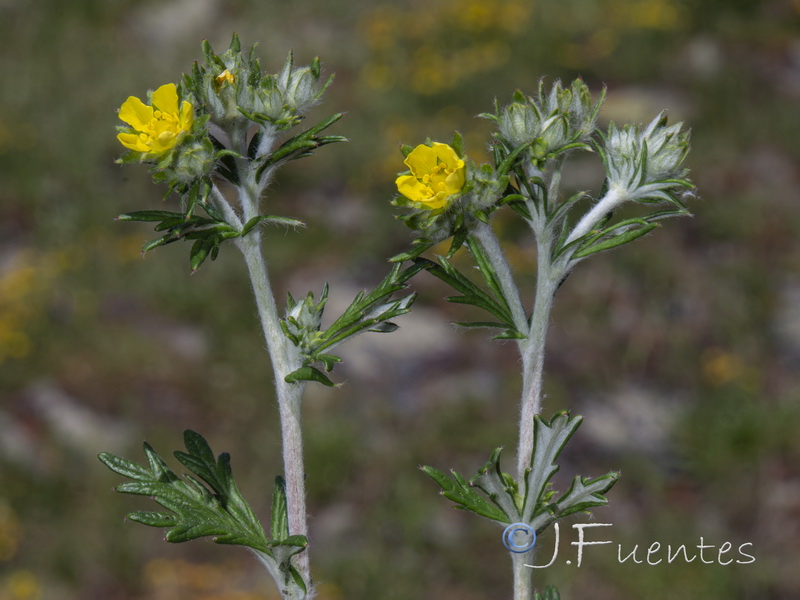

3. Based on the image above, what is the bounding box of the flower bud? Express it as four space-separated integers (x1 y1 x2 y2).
170 138 215 183
498 102 541 148
603 113 690 197
493 79 603 156
277 53 331 114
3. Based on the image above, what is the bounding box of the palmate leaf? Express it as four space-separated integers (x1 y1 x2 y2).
423 412 619 539
98 431 308 593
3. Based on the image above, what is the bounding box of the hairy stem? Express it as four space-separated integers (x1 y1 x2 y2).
229 123 312 593
564 187 624 246
238 231 310 586
470 219 529 335
517 224 559 480
512 553 534 600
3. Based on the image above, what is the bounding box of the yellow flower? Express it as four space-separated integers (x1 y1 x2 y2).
215 69 235 88
117 83 194 156
396 142 466 209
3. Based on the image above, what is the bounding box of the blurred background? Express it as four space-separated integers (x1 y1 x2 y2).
1 0 799 598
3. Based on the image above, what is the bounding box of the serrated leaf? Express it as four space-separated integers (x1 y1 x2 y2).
100 433 271 552
421 465 511 523
99 432 309 597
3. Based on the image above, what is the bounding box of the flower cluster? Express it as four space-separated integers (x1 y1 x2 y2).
115 35 334 184
187 37 333 134
489 79 604 161
114 35 344 272
599 112 690 202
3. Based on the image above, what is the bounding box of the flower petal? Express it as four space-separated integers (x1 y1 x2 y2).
445 168 466 194
117 132 150 152
396 174 433 202
422 191 448 210
404 144 438 178
118 96 153 130
179 101 194 130
430 142 461 169
151 83 179 115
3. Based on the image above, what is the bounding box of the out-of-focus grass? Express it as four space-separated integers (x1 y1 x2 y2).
1 0 799 598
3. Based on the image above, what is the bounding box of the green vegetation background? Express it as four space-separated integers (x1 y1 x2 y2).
1 0 799 598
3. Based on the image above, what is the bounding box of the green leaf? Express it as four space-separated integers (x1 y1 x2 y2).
117 210 184 222
98 433 271 552
190 237 214 271
552 472 620 518
534 585 561 600
284 366 336 387
241 215 305 237
416 256 518 332
420 465 511 523
571 221 658 259
270 476 290 541
255 113 346 183
99 432 309 596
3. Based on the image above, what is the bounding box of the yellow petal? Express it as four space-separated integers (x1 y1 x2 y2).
117 132 150 152
151 83 179 116
422 191 448 210
445 167 466 194
396 174 432 202
404 144 438 178
430 142 461 169
118 96 153 130
179 101 194 130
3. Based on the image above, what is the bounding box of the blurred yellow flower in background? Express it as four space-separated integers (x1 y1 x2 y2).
117 83 194 156
395 142 465 209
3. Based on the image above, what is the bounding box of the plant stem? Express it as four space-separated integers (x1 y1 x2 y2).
470 219 529 334
229 123 312 592
238 231 311 586
516 227 559 480
512 553 534 600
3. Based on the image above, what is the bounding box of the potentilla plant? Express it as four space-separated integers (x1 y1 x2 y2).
99 35 425 600
392 79 693 599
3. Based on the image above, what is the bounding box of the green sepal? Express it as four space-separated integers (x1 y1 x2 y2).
451 131 465 158
400 144 415 157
